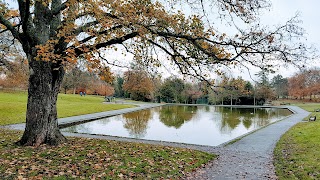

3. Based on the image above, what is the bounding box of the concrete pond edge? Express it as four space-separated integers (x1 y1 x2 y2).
1 104 309 153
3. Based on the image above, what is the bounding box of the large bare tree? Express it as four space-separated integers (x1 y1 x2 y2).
0 0 311 146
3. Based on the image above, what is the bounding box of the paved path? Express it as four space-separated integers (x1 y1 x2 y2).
2 105 310 179
2 103 163 130
186 106 310 179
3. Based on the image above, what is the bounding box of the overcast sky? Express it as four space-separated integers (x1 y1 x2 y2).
264 0 320 58
269 0 319 49
5 0 319 81
223 0 320 81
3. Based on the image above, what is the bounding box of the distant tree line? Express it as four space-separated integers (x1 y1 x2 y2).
288 68 320 101
115 68 320 104
0 57 115 96
60 65 114 96
1 55 319 103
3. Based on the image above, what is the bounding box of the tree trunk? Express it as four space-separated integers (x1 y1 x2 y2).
17 59 66 146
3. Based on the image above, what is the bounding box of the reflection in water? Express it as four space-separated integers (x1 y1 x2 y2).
122 109 152 138
205 106 210 112
62 106 292 146
220 107 241 131
159 106 197 128
215 107 292 133
243 118 253 129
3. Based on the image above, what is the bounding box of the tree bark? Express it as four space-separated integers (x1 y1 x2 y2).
17 58 66 146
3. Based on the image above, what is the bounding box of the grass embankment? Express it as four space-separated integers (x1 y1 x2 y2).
0 91 135 125
274 102 320 179
0 129 215 179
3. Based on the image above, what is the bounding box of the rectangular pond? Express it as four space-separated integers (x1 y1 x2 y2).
61 105 292 146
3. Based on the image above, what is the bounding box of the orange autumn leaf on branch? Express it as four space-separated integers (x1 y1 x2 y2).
99 66 114 84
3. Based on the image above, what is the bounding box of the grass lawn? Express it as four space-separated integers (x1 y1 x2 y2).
0 91 135 125
0 129 215 179
274 102 320 179
0 91 216 179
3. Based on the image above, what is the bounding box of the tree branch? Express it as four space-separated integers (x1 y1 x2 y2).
97 51 129 68
17 0 35 48
73 32 139 56
72 20 100 37
0 14 22 43
78 25 125 45
0 23 22 34
51 1 68 16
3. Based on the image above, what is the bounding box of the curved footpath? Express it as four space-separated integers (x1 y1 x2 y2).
186 106 310 179
1 105 310 179
2 103 163 130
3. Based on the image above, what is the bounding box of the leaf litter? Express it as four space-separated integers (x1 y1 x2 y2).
0 129 215 179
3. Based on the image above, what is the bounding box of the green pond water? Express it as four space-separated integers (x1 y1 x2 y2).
62 105 292 146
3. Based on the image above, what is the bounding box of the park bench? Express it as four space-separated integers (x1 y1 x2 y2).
280 102 291 105
309 115 317 121
104 96 115 102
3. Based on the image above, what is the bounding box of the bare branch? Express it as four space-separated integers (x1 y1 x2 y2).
73 32 139 56
97 51 129 69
